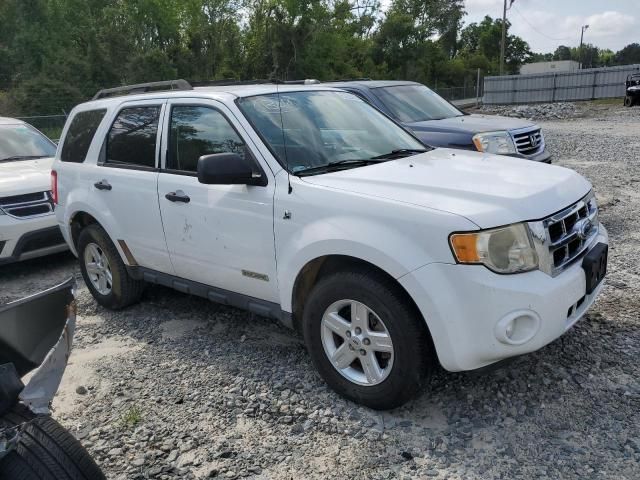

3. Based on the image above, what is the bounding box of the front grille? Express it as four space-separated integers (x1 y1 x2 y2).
531 192 599 276
0 191 54 219
512 128 544 156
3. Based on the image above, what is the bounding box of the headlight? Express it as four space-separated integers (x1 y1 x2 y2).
472 131 517 155
449 223 538 274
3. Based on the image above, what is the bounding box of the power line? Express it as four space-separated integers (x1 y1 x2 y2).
512 5 575 42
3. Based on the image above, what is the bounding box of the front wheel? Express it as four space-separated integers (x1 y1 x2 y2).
624 95 635 107
302 269 434 409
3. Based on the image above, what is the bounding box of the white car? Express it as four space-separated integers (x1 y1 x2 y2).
0 117 68 265
52 81 608 409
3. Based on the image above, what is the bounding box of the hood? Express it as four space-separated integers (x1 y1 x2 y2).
406 114 536 135
301 149 591 228
0 157 54 197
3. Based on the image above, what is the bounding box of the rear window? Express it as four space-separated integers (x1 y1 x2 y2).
106 106 160 168
60 109 106 163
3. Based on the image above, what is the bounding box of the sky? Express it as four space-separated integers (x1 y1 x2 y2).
463 0 638 53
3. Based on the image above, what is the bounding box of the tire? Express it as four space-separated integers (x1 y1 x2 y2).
0 403 105 480
624 95 634 107
77 224 144 309
302 269 434 410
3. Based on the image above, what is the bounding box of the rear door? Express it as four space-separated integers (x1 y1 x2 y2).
156 99 278 302
93 100 174 273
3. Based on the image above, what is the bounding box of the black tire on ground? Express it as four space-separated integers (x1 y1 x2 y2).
77 223 144 309
302 268 434 410
0 403 105 480
624 95 634 107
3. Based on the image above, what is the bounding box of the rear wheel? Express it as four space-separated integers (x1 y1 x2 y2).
78 224 144 309
302 269 434 409
0 403 105 480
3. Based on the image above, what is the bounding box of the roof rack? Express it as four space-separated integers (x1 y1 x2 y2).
92 78 323 100
92 79 193 100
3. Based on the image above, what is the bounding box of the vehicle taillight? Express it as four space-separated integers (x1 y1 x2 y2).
51 170 58 205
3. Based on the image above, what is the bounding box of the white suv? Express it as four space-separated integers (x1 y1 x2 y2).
52 80 608 409
0 117 67 265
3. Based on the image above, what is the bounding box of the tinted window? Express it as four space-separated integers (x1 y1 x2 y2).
60 109 106 163
374 85 463 123
106 106 160 168
167 106 246 172
0 123 56 162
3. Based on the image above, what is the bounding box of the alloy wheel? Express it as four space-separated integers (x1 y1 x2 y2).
84 242 113 295
320 299 394 386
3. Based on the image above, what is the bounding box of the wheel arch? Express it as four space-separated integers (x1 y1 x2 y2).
68 210 130 265
290 254 436 357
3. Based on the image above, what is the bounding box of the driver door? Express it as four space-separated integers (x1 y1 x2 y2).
156 99 278 303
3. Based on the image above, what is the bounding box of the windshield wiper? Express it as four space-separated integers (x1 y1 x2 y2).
295 159 387 177
0 155 48 163
370 148 428 160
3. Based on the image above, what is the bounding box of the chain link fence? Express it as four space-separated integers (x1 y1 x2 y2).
15 115 67 143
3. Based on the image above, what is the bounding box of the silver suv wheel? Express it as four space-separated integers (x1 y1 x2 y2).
320 299 394 386
84 242 112 295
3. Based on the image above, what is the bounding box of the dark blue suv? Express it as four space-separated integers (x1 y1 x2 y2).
326 80 551 163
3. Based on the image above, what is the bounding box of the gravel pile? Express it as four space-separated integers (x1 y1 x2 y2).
480 102 579 120
2 102 639 479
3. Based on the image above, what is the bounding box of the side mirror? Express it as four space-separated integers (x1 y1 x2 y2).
197 153 266 186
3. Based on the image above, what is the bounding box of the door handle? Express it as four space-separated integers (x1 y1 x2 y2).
94 180 112 191
165 191 190 203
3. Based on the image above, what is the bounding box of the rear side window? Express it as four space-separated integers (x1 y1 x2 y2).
167 106 246 172
106 106 160 168
60 109 106 163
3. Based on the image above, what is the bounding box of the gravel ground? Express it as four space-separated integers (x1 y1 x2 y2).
1 102 639 479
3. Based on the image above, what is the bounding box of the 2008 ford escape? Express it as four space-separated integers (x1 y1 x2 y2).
52 80 608 409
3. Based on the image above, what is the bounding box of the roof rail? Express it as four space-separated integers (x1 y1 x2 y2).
324 78 372 83
190 79 272 87
92 79 193 100
191 78 321 87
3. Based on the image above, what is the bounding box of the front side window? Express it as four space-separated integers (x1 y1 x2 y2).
373 85 463 123
237 91 426 175
167 106 246 172
60 109 106 163
106 106 160 168
0 123 56 162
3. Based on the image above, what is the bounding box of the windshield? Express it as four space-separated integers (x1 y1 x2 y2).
374 85 464 123
237 90 426 174
0 123 56 162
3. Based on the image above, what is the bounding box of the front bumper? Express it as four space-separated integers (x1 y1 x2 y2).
399 226 608 372
0 214 67 265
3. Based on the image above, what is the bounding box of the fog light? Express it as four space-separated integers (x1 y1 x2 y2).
495 310 541 345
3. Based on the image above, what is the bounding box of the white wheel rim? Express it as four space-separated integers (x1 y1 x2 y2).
321 299 394 386
84 242 113 295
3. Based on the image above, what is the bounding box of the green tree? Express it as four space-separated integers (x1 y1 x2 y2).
615 43 640 65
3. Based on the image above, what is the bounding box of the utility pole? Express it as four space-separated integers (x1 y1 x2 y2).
500 0 507 75
579 24 589 69
500 0 514 76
